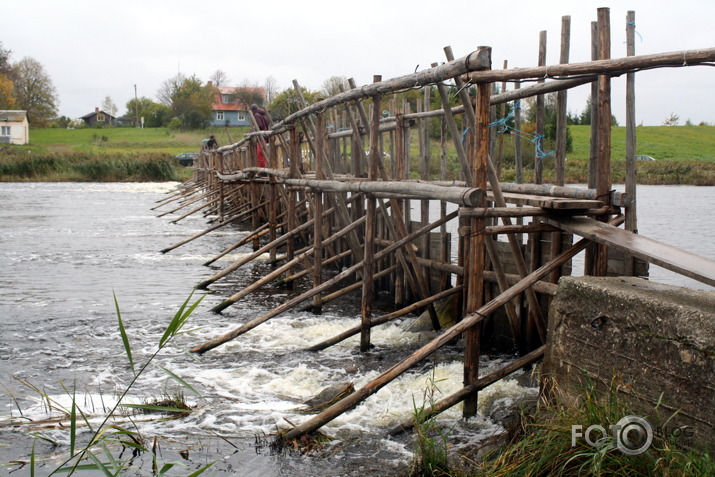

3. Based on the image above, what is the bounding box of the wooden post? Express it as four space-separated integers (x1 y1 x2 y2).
595 7 612 277
312 112 325 313
361 75 381 351
535 30 547 185
464 48 490 418
625 10 638 275
588 20 600 190
555 16 571 186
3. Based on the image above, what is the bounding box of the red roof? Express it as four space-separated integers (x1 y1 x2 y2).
212 86 266 111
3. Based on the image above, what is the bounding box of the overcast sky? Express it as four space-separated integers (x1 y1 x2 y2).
2 0 713 126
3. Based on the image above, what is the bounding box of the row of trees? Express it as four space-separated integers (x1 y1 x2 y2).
0 42 59 126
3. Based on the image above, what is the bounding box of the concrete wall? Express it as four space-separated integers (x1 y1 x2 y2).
543 276 715 451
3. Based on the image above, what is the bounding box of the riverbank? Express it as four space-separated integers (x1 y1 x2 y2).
1 125 713 184
0 148 192 182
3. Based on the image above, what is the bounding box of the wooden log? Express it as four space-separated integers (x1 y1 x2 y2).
463 72 491 418
534 30 547 185
306 285 463 352
545 216 715 287
625 10 638 275
459 205 613 218
191 211 458 354
595 7 612 277
159 204 265 255
210 212 368 313
280 49 492 126
388 346 545 435
486 223 560 235
555 15 571 187
464 47 715 83
279 216 624 441
195 209 325 289
361 78 381 351
202 223 271 266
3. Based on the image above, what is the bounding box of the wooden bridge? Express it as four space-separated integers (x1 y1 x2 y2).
154 8 715 441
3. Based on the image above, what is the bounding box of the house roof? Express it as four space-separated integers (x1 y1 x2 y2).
80 109 116 120
0 110 28 122
212 86 266 112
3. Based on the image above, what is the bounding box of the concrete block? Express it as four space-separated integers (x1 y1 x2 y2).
543 276 715 451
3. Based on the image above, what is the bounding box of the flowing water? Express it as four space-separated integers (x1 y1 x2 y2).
0 182 712 475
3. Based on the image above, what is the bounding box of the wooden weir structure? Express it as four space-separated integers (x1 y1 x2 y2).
155 8 715 441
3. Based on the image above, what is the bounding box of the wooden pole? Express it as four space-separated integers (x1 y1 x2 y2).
389 346 545 435
555 15 571 186
361 75 381 351
280 217 623 441
191 211 458 354
625 10 638 275
463 52 491 417
595 7 612 277
535 30 547 185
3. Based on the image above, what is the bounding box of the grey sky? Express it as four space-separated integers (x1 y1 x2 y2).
2 0 713 125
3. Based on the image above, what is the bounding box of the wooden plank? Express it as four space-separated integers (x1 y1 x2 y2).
546 216 715 287
487 191 604 209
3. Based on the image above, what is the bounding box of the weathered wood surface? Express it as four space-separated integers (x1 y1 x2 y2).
546 216 715 287
389 346 546 435
464 47 715 83
280 217 624 440
487 191 604 209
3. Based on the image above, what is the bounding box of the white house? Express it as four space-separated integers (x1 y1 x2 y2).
0 110 29 145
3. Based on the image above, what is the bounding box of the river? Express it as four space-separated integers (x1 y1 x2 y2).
0 182 712 475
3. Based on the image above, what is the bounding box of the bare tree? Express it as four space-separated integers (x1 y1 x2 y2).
102 96 118 117
321 75 349 97
210 70 230 87
663 113 680 126
263 75 279 104
13 57 58 126
157 73 186 106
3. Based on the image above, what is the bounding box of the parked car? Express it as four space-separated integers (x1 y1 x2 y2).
635 155 656 162
175 152 196 166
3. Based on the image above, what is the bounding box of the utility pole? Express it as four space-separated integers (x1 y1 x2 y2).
134 84 139 128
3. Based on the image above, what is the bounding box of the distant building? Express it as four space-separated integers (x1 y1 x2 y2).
0 110 29 145
208 82 265 127
80 107 119 127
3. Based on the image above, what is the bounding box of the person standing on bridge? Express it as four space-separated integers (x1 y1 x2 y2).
251 104 270 168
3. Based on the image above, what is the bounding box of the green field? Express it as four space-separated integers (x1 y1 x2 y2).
22 126 247 156
1 124 714 183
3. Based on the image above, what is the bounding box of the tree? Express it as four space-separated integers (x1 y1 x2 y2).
0 42 11 76
157 73 185 106
0 74 17 109
577 95 618 126
0 42 16 109
663 113 680 126
168 75 214 129
126 96 170 127
233 78 264 108
263 76 279 104
268 86 320 121
12 57 58 126
210 70 230 87
321 75 349 97
102 96 118 117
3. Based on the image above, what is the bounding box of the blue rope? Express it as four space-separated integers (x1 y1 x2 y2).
626 21 643 42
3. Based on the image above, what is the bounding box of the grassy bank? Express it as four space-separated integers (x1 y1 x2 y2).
0 126 245 182
2 125 713 183
0 149 191 182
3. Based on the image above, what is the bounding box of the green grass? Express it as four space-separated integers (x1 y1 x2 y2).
460 377 715 477
4 124 714 183
569 125 715 162
21 126 247 156
0 149 191 182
